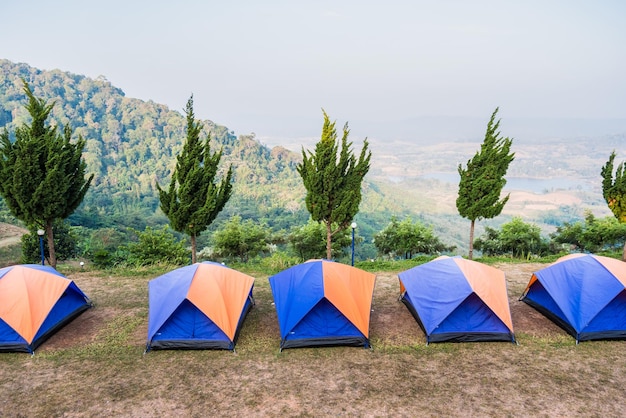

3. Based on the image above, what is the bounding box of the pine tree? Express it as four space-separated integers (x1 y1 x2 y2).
157 95 233 263
456 107 515 259
297 110 371 260
601 150 626 261
0 80 93 268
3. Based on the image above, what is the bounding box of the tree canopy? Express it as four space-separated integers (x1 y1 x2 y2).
456 107 514 259
601 150 626 260
157 95 233 263
0 80 93 267
297 110 371 260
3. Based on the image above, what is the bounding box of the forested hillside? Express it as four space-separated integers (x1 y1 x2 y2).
0 59 400 249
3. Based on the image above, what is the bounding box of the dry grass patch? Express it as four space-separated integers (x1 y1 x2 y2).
1 263 626 417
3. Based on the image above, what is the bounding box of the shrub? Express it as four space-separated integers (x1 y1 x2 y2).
124 226 189 266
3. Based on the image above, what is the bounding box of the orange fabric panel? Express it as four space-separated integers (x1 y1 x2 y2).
557 253 587 263
0 267 69 343
186 264 254 340
593 255 626 287
322 262 376 337
453 258 514 332
522 274 539 294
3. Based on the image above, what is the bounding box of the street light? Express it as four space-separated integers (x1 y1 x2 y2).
350 222 357 266
36 229 45 266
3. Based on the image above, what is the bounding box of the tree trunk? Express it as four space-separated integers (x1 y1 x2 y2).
326 222 332 260
468 219 475 260
622 240 626 262
191 233 197 264
46 220 57 269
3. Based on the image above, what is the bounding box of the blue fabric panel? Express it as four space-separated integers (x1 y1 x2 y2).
269 262 325 339
32 288 89 344
583 290 626 334
287 298 363 341
398 257 472 335
152 299 230 344
0 267 10 280
536 256 624 331
237 290 254 329
524 281 571 327
0 318 27 348
434 293 510 335
148 264 198 340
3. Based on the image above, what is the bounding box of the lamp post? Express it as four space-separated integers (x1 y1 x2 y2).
36 229 45 266
350 222 357 266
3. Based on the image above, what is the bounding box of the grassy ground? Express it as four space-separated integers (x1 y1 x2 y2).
1 262 625 417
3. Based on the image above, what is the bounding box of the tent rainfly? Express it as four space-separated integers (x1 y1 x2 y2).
0 264 92 353
520 253 626 342
269 259 376 350
147 262 255 351
398 256 516 344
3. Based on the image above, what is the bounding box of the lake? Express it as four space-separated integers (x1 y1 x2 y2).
418 172 591 194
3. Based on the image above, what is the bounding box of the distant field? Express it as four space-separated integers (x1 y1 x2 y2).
1 262 625 417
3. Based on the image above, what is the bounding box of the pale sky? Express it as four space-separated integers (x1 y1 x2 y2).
2 0 625 141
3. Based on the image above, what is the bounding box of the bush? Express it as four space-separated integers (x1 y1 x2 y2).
551 212 626 253
20 220 78 264
374 216 454 259
123 226 189 266
212 216 271 262
474 217 550 258
258 251 300 274
288 218 352 261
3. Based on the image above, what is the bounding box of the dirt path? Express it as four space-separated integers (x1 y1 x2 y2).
0 223 27 247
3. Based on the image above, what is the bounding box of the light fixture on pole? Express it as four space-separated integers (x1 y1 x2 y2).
350 222 357 266
36 229 45 266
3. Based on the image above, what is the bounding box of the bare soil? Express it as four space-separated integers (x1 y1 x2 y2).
1 263 626 417
0 223 27 248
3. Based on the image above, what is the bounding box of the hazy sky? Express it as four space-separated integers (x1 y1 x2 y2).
2 1 625 141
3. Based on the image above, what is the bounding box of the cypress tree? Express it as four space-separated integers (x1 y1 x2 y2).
0 80 93 268
297 110 371 260
456 107 515 259
601 150 626 261
157 95 233 263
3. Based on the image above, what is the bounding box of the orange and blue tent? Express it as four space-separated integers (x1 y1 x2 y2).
398 256 515 343
269 259 376 350
147 261 255 351
0 264 92 353
520 253 626 342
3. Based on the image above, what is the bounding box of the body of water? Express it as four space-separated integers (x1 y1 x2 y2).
418 172 590 194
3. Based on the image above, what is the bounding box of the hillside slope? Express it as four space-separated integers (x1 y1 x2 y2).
0 60 403 248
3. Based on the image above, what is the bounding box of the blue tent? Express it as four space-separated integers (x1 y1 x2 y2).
269 260 376 350
0 264 92 353
398 256 515 343
520 253 626 342
147 262 255 351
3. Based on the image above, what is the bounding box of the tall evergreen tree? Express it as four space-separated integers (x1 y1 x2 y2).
157 95 233 263
0 80 93 268
601 150 626 260
297 110 371 260
456 107 514 259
